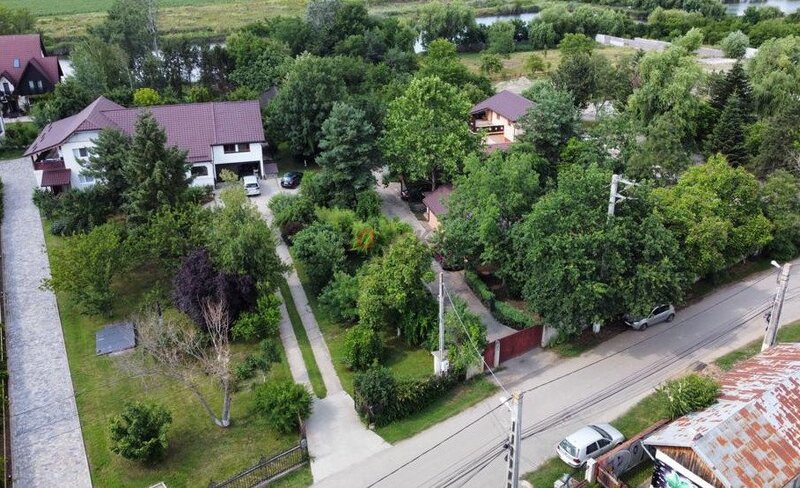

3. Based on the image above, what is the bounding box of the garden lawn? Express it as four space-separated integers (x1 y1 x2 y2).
43 227 306 488
279 278 327 398
715 319 800 371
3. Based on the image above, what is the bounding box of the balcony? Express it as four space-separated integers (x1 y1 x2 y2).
33 158 65 171
469 119 504 135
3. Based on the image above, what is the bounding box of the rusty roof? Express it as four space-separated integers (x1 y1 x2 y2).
645 344 800 488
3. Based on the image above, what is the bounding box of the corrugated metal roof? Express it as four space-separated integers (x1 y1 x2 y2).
40 168 71 187
469 90 534 123
0 34 60 86
645 344 800 488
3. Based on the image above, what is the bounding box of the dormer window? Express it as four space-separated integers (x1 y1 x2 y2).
13 59 20 68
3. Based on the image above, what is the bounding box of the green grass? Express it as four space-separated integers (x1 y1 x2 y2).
715 319 800 371
376 376 497 443
42 225 306 488
271 465 313 488
278 278 327 398
274 143 320 177
0 148 24 160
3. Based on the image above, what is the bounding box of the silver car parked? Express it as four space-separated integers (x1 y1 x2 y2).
624 304 675 331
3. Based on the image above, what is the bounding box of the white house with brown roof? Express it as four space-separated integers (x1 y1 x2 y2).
25 97 267 190
644 344 800 488
469 90 534 151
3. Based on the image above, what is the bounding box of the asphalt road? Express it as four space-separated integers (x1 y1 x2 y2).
315 259 800 488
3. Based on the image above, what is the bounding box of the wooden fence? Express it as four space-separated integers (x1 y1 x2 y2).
208 441 308 488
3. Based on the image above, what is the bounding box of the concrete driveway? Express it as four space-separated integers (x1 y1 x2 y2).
315 259 800 487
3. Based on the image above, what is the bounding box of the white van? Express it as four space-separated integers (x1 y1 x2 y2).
243 175 261 196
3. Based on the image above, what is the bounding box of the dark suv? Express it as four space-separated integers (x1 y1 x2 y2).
280 171 303 189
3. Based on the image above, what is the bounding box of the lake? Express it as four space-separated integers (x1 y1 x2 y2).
414 11 541 52
724 0 800 15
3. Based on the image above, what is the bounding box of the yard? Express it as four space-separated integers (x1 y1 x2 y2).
43 226 306 488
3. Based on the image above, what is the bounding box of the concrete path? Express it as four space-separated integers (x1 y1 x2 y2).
255 180 389 482
374 177 516 342
277 300 310 387
0 158 92 487
316 259 800 487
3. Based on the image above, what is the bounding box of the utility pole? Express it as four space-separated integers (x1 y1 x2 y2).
762 262 792 352
607 174 637 219
505 391 523 488
435 272 448 376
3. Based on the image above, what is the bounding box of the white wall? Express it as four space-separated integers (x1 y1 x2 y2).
61 131 100 189
488 111 518 142
0 77 14 95
190 162 215 187
211 143 263 167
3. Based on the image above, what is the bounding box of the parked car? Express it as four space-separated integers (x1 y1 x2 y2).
243 175 261 196
556 424 625 467
280 171 303 189
624 304 675 331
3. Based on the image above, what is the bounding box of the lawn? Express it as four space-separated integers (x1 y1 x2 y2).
715 319 800 371
42 226 308 488
279 278 327 398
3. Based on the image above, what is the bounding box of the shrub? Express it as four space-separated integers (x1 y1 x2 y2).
494 301 535 330
253 380 312 433
464 271 495 310
343 325 384 371
291 222 346 293
1 122 38 148
269 194 315 231
657 374 720 420
109 402 172 463
49 219 67 236
355 189 381 220
387 374 459 424
133 87 162 106
234 354 266 381
184 185 214 205
318 272 360 324
353 366 396 424
231 293 281 341
32 188 60 220
720 30 749 58
445 297 487 374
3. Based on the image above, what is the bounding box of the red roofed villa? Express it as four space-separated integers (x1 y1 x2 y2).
469 90 534 152
25 97 267 190
0 34 62 114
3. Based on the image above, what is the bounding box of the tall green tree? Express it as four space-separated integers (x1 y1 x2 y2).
517 82 579 165
654 154 773 279
381 76 478 190
0 6 35 34
71 37 131 97
417 39 492 97
417 0 476 47
123 112 191 224
709 62 754 119
747 36 800 116
292 222 346 293
627 112 691 185
227 31 291 92
751 102 800 177
90 0 157 68
552 53 613 109
707 95 749 167
487 21 515 56
761 170 800 260
85 128 131 203
511 164 686 335
314 102 379 208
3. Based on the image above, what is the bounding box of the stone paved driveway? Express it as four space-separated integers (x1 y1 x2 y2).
0 158 91 487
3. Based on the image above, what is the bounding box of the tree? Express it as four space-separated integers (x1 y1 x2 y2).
627 112 691 185
529 22 557 50
31 79 94 127
487 21 515 56
45 223 128 315
657 374 719 420
159 37 199 94
199 44 234 94
720 30 749 58
123 112 191 224
444 297 486 374
552 53 613 109
172 248 257 331
747 36 800 116
761 170 800 260
0 6 35 34
654 154 773 279
133 88 162 106
524 53 547 76
319 271 360 323
133 203 211 270
314 102 379 208
306 0 343 34
227 31 291 92
291 222 346 293
517 82 579 163
269 54 348 158
71 37 131 97
90 0 157 68
706 95 749 167
417 0 476 47
109 402 172 463
558 33 595 57
479 53 503 76
48 185 118 236
357 235 435 345
85 128 131 201
709 61 754 119
417 40 492 96
253 380 312 433
751 102 800 178
131 301 236 427
511 164 686 334
343 324 384 370
381 76 478 190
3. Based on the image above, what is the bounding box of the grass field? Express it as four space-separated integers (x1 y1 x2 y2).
715 319 800 371
42 225 307 487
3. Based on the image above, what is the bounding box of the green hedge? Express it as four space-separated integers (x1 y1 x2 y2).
464 270 495 310
494 301 535 330
355 371 460 427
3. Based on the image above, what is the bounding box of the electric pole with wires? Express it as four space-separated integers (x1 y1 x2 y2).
762 261 792 352
505 391 523 488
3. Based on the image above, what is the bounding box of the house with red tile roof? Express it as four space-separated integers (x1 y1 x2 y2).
643 343 800 488
469 90 534 151
25 96 267 190
0 34 62 114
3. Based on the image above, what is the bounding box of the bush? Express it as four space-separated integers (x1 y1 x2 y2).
353 366 396 424
318 272 360 324
720 30 749 58
355 190 381 220
494 301 535 330
49 219 67 236
234 354 266 381
32 188 60 220
657 374 720 420
184 185 214 205
253 380 312 433
387 374 459 424
109 402 172 463
464 271 495 310
1 122 38 148
291 222 346 293
343 325 384 371
133 87 162 106
269 194 315 231
231 293 281 341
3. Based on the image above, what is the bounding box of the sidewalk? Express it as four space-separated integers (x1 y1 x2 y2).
374 178 516 342
277 300 311 387
0 158 92 487
257 180 389 481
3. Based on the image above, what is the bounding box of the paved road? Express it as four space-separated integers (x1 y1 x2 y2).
316 259 800 487
0 158 92 487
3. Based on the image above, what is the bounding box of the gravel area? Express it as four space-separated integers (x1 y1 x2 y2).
0 158 91 487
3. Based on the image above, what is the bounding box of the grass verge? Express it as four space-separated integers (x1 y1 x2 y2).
271 465 313 488
42 225 306 487
0 148 24 160
279 278 327 398
715 319 800 371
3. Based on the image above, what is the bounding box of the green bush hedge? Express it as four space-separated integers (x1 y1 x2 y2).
494 302 535 330
464 270 495 310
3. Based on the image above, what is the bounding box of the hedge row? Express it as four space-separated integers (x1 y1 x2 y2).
464 270 535 330
355 371 460 427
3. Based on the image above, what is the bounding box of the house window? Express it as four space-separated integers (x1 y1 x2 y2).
78 173 95 185
191 165 209 177
13 59 20 68
2 82 9 95
37 80 43 91
72 147 89 160
223 143 250 153
28 80 35 90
